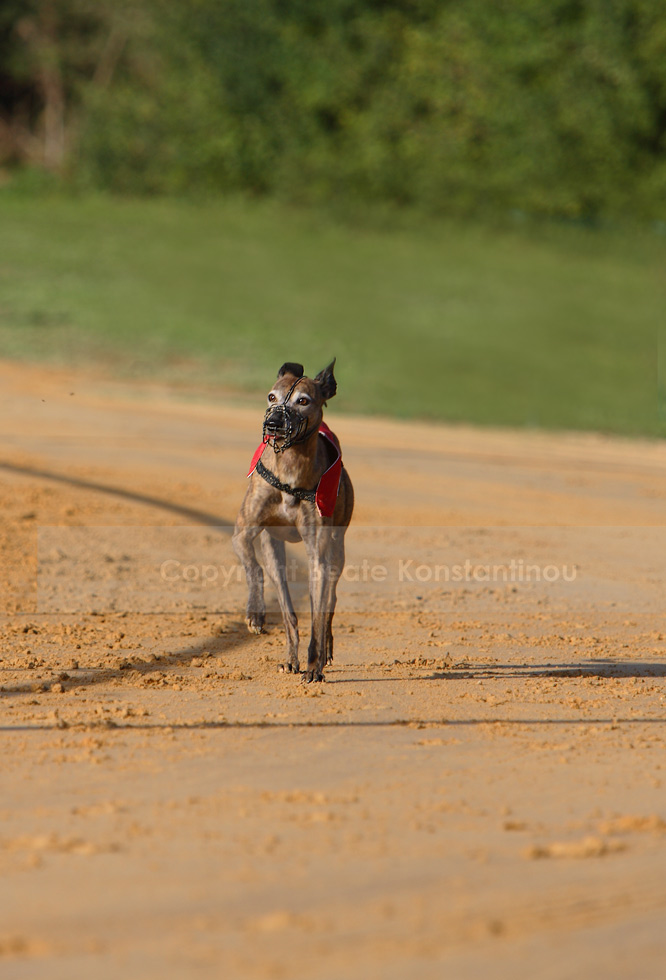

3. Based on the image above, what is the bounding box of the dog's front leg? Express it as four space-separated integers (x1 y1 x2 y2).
260 531 300 673
232 521 265 634
323 532 345 666
301 526 335 683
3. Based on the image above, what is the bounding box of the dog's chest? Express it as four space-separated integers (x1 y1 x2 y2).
263 490 300 521
280 492 299 514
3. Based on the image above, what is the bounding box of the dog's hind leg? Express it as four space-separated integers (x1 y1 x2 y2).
260 532 300 673
232 522 265 634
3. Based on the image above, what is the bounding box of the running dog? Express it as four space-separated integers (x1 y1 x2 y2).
232 360 354 682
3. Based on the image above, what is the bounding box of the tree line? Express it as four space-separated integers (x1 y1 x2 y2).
1 0 664 219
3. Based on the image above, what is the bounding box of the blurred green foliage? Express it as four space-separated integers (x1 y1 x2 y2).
1 0 666 219
0 195 663 436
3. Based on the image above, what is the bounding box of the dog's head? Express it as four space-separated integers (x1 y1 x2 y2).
263 360 337 452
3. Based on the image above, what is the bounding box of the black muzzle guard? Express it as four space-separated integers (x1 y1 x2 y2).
262 404 309 453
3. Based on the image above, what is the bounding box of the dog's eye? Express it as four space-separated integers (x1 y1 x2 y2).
297 397 309 406
268 393 276 402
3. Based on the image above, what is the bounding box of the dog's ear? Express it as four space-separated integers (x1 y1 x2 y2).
314 358 337 400
277 362 304 379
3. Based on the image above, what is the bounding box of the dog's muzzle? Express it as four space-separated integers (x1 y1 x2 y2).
263 404 309 453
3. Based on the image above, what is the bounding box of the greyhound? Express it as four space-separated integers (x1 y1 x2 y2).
232 360 354 682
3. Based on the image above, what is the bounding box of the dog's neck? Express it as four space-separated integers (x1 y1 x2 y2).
271 425 325 489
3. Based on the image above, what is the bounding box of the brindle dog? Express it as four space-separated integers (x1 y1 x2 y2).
232 360 354 682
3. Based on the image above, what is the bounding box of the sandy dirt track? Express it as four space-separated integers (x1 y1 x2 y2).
1 360 665 980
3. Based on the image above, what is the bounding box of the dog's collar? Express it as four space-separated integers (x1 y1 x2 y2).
254 458 316 503
247 422 343 518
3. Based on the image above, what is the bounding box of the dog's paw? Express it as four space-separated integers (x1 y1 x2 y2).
245 615 264 635
301 669 325 684
277 662 300 674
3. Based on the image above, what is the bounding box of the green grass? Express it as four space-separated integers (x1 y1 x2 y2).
0 193 663 436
